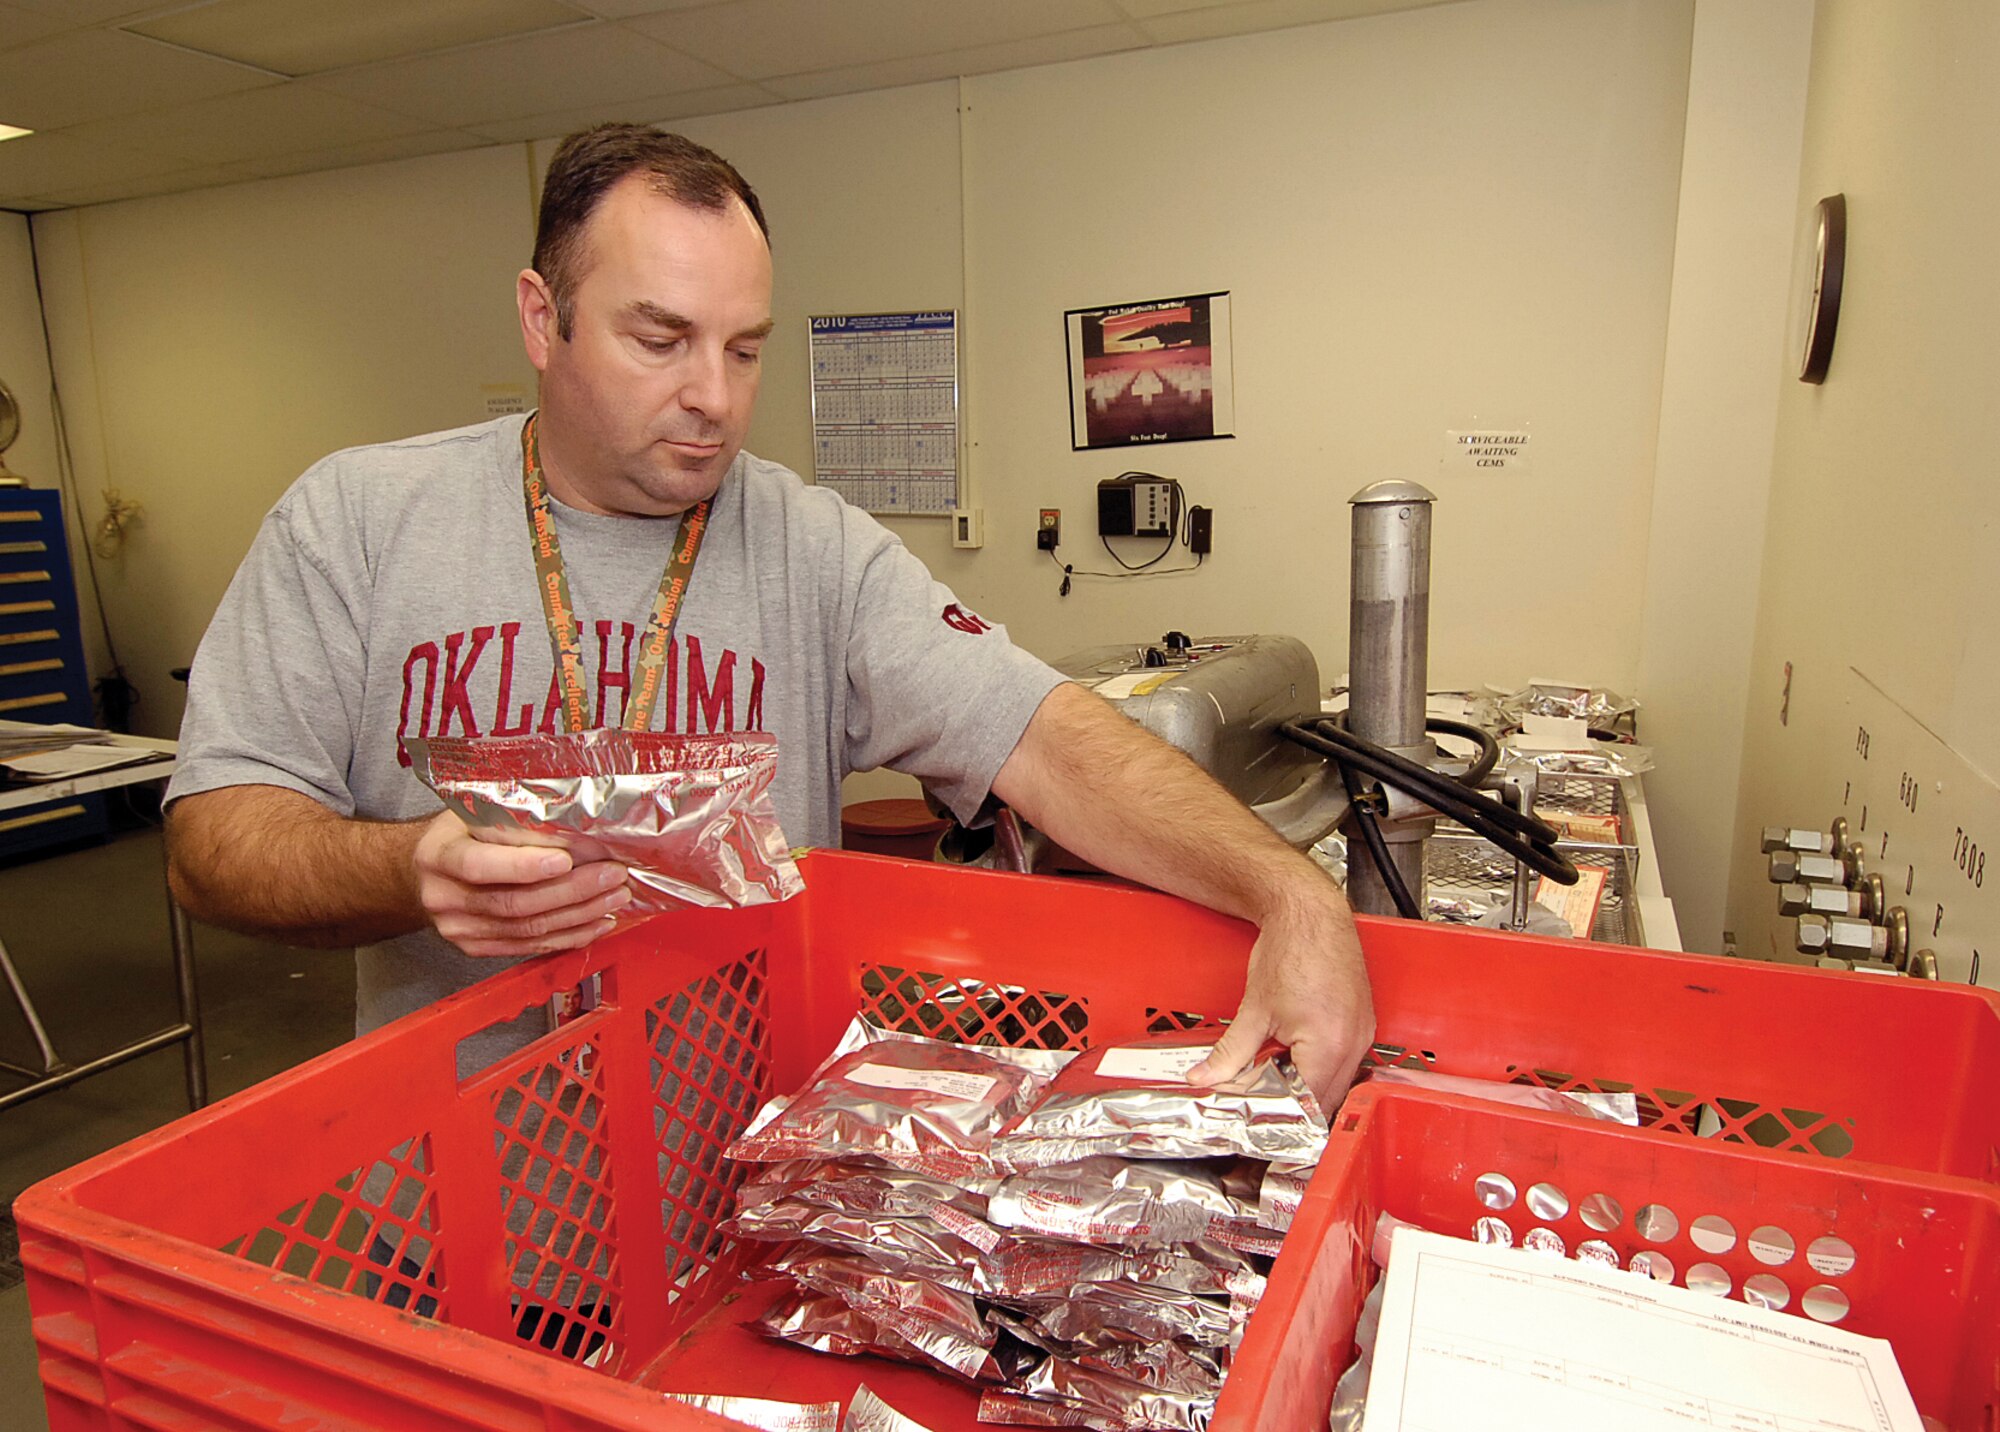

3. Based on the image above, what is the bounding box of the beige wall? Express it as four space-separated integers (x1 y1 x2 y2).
1727 0 2000 950
30 144 540 731
20 0 1739 863
1636 0 1814 952
29 0 1697 749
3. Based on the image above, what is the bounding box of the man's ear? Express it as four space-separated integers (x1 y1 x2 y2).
517 268 558 372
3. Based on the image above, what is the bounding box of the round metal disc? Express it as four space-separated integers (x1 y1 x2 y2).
1747 1226 1796 1266
1689 1214 1737 1255
1474 1173 1517 1211
1801 1284 1852 1323
1578 1192 1624 1233
1685 1262 1732 1297
1633 1204 1680 1243
1806 1235 1857 1277
1742 1274 1791 1311
1473 1216 1513 1247
1521 1227 1566 1257
1525 1182 1570 1221
1629 1250 1674 1283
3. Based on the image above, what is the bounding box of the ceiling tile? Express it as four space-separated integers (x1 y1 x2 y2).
0 130 185 205
313 21 734 127
232 129 491 180
461 83 779 143
0 29 277 131
566 0 721 16
66 84 436 166
630 0 1128 80
0 2 73 54
1135 0 1450 44
4 0 158 21
1108 0 1255 18
128 0 594 79
762 23 1149 102
27 162 257 210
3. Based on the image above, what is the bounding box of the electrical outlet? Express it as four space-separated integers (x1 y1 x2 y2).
1037 508 1060 551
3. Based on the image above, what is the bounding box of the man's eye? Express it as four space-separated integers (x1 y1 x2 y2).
637 336 682 354
730 347 763 365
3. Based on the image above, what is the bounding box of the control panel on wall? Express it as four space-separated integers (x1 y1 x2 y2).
1097 475 1176 538
1760 669 1998 990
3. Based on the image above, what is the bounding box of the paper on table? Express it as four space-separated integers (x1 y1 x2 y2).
1360 1228 1924 1432
1508 713 1593 751
0 719 103 750
1 745 168 782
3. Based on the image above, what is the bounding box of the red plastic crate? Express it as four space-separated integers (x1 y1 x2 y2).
1288 1087 2000 1429
18 852 2000 1431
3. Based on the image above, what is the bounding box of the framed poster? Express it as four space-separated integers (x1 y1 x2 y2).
1065 291 1234 450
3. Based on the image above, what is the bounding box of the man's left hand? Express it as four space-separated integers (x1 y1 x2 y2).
1186 889 1375 1111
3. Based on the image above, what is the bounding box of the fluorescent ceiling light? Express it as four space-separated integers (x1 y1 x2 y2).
0 125 32 143
128 0 589 79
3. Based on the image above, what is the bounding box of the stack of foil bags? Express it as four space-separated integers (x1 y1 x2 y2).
722 1018 1330 1430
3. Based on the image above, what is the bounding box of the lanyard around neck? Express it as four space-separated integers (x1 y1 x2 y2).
521 413 712 732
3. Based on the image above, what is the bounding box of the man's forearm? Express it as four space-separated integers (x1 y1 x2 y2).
992 684 1334 921
167 784 429 947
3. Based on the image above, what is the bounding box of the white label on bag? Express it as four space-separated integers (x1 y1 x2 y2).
847 1062 997 1102
1095 1045 1212 1082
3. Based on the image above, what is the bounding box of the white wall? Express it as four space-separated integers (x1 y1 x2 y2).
1635 0 1814 952
29 144 540 733
0 215 60 488
1727 0 2000 951
30 0 1697 755
954 0 1692 689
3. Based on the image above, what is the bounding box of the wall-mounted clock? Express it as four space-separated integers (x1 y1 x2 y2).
0 379 22 486
1799 193 1846 384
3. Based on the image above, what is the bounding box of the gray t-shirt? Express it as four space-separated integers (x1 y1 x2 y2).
170 415 1064 1043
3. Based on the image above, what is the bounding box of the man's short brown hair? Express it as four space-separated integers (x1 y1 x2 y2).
532 124 768 340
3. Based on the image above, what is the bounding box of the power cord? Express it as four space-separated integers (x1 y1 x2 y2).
1280 713 1578 919
1054 471 1204 595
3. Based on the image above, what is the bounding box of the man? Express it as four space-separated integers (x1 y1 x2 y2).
166 125 1372 1104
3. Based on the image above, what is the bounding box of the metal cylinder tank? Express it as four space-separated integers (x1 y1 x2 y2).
1346 479 1437 916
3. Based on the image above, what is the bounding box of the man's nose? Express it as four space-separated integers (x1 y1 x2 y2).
679 344 730 419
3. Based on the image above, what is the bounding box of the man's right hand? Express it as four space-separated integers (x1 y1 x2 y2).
412 810 633 958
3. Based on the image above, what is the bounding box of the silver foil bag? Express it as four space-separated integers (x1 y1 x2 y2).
729 1037 1058 1180
406 730 803 913
667 1395 842 1432
735 1163 1006 1253
768 1248 1002 1383
845 1386 944 1432
987 1309 1224 1397
1254 1162 1315 1233
993 1038 1330 1170
987 1157 1263 1250
1016 1280 1234 1349
733 1205 996 1277
980 1356 1216 1431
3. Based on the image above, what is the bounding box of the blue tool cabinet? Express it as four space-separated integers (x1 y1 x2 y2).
0 488 107 859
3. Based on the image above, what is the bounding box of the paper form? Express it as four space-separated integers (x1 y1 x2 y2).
1361 1228 1923 1432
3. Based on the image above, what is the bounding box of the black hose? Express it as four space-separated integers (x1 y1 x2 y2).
1336 757 1423 919
1282 714 1580 902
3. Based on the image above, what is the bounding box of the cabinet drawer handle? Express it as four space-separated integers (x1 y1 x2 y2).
0 803 87 835
0 629 59 647
0 512 40 526
0 541 47 556
0 658 61 677
0 571 50 585
0 692 64 712
0 601 55 616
